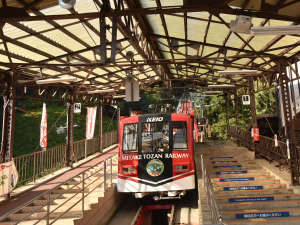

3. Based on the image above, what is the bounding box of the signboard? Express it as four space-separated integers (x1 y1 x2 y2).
242 95 250 105
74 103 81 113
216 170 248 175
219 177 254 182
0 161 18 196
236 212 289 219
213 165 241 168
229 196 274 203
252 128 260 142
224 186 263 191
86 107 97 140
40 103 47 149
212 161 238 164
125 79 140 102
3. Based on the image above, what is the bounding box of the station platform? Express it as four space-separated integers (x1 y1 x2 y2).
0 145 118 219
0 141 297 225
196 141 298 225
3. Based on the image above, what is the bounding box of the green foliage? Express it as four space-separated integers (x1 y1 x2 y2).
1 99 116 157
205 88 276 140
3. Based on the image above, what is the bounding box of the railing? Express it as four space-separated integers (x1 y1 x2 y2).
229 126 289 166
256 135 288 166
0 153 118 225
228 126 253 150
200 154 227 225
14 130 118 185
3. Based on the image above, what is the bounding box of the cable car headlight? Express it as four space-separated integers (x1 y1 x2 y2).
122 167 136 174
174 165 188 172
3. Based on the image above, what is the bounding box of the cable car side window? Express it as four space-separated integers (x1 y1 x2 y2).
172 121 188 150
141 121 169 153
122 123 138 153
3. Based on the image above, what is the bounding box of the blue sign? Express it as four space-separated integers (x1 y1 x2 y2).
212 161 238 164
219 177 254 182
224 186 263 191
216 170 247 175
213 165 241 168
236 212 289 219
229 196 274 203
210 157 233 160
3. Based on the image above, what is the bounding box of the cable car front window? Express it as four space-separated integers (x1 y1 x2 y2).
172 121 188 150
141 122 169 153
122 123 138 153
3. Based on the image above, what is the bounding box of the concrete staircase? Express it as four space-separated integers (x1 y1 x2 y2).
206 153 300 225
0 156 118 225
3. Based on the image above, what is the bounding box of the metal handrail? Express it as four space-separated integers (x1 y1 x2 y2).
0 152 118 225
200 154 227 225
14 130 118 185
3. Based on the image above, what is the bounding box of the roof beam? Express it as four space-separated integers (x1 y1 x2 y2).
0 5 299 23
151 33 280 59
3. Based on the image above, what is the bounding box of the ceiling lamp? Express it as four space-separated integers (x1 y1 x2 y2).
113 95 126 99
251 25 300 35
83 89 115 94
230 15 252 34
58 0 76 9
208 84 235 88
218 70 258 75
35 77 77 85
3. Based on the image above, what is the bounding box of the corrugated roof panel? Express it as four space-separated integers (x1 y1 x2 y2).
7 43 47 61
3 23 29 39
42 29 86 51
20 36 66 56
165 14 184 39
21 21 54 32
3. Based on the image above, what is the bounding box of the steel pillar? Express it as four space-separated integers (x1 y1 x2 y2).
117 104 120 143
98 99 103 152
66 94 75 167
233 89 239 127
225 93 229 140
278 62 299 185
249 77 258 156
0 72 16 163
233 89 240 146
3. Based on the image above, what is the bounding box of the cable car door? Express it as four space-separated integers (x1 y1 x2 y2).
138 114 173 187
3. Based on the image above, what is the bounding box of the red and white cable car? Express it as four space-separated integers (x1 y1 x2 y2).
117 113 195 199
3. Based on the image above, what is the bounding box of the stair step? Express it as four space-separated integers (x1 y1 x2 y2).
8 210 82 222
222 208 300 220
217 193 300 203
225 215 300 225
220 199 300 211
214 183 286 192
211 171 270 178
215 188 293 197
213 179 279 187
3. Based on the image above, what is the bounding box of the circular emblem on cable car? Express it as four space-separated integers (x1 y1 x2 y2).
146 159 164 177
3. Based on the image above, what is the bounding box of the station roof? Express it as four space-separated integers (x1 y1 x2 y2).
0 0 299 99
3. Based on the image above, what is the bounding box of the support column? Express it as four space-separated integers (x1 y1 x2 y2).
249 77 258 156
225 93 230 140
233 89 239 127
98 98 103 152
117 104 120 143
278 62 299 184
66 93 75 167
233 89 240 146
1 72 16 163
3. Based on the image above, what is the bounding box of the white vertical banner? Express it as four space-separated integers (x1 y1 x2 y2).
40 103 47 149
86 107 97 140
0 161 19 196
